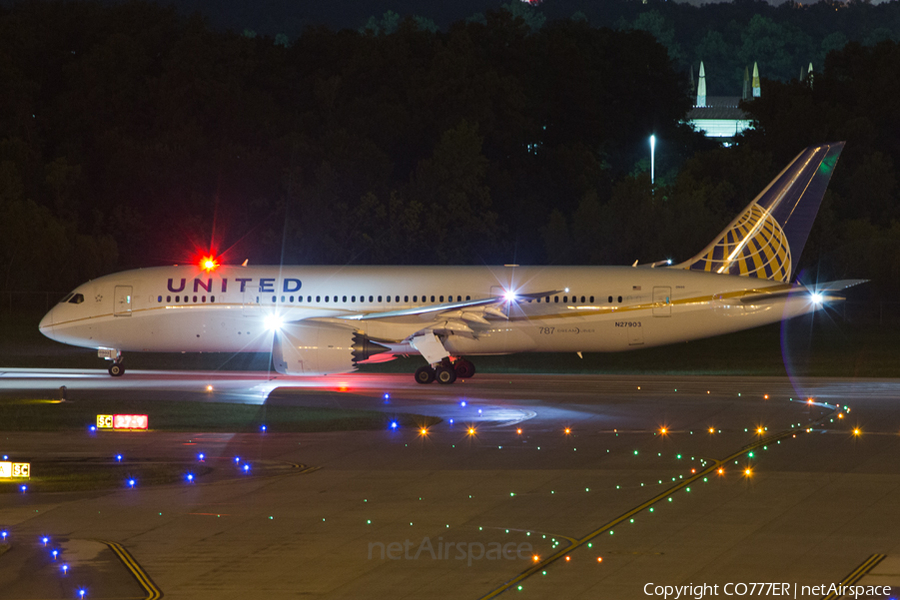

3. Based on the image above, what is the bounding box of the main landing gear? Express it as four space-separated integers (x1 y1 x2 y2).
108 361 125 377
414 357 476 385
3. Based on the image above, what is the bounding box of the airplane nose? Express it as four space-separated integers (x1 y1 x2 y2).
39 309 54 337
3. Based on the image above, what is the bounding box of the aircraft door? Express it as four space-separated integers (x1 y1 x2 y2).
653 286 672 317
114 286 133 316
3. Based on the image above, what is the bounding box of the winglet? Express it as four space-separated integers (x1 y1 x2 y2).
677 142 844 282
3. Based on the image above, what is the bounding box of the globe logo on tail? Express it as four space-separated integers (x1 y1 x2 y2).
688 204 791 283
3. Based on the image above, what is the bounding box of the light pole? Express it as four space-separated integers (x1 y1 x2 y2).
650 135 656 186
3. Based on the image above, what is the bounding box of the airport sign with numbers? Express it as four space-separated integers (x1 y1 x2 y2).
97 414 148 430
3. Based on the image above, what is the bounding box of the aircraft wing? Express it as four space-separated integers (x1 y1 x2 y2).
335 290 560 322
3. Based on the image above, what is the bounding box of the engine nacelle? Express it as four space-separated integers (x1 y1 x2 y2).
272 323 390 376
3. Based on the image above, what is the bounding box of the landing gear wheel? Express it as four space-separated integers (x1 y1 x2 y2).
414 365 436 384
108 362 125 377
435 365 457 385
454 358 475 379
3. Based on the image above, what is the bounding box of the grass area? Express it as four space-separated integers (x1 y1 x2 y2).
4 308 898 377
0 397 440 432
0 461 214 493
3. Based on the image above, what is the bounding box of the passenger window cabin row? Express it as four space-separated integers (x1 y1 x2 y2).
156 294 627 305
530 295 623 304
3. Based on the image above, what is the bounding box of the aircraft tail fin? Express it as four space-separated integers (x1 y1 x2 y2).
677 142 844 282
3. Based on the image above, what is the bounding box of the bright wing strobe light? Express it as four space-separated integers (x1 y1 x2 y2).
264 314 284 331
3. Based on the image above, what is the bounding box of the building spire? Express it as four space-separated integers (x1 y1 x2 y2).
752 61 761 98
697 61 707 107
743 66 750 100
807 62 814 88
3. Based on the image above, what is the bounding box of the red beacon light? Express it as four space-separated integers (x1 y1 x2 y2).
200 256 220 272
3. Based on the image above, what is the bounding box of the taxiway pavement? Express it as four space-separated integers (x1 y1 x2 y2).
1 370 899 599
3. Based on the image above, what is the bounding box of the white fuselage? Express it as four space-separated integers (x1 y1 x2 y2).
39 264 818 359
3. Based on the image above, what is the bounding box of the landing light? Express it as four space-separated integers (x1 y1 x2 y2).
811 292 823 305
264 313 283 331
468 427 477 436
419 427 428 436
503 290 518 303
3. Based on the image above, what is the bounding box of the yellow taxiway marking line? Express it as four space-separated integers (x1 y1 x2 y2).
98 540 163 600
479 402 841 599
821 554 886 600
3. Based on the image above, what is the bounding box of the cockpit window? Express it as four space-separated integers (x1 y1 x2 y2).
68 293 84 304
59 293 74 303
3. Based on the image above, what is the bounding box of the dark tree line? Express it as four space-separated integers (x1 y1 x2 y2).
0 1 694 291
1 1 900 304
109 0 900 96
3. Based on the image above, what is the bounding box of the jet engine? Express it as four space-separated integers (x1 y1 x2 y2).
272 323 390 375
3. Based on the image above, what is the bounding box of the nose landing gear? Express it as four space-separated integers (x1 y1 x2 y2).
99 348 124 377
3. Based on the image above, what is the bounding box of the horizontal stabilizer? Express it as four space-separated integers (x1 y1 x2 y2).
812 279 869 292
738 279 867 305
